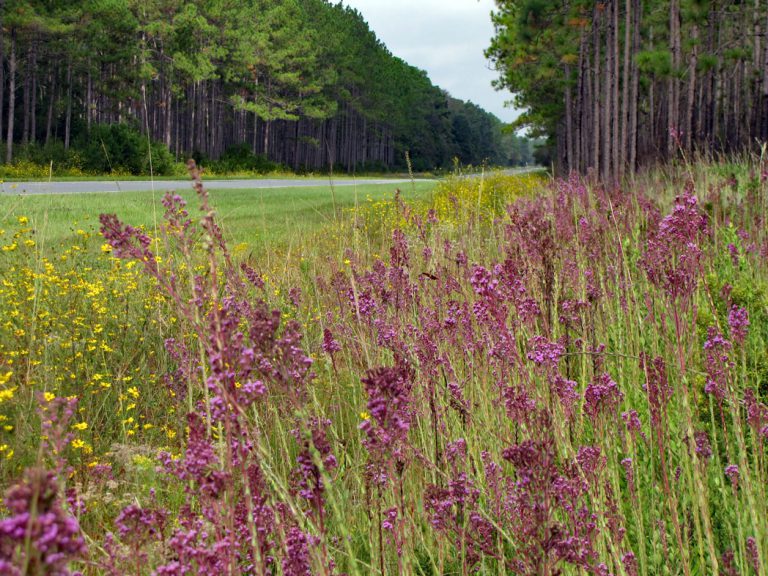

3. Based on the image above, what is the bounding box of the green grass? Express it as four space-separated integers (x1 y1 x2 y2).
1 181 436 249
0 173 434 182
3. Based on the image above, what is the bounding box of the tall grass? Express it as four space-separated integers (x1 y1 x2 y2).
0 160 766 575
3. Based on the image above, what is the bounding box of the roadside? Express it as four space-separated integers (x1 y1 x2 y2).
0 176 432 196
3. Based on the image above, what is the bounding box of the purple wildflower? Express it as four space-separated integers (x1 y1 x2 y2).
0 468 87 574
728 306 749 346
727 243 739 266
621 458 636 497
321 328 341 355
641 354 672 428
721 549 739 576
282 527 312 576
382 507 398 533
694 431 713 462
526 335 565 368
622 551 638 576
622 410 646 441
725 464 739 490
551 374 579 417
291 418 337 520
703 327 733 403
584 373 624 419
359 365 414 486
746 537 761 572
744 388 768 437
641 192 708 306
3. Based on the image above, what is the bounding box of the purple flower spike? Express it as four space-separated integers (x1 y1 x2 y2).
728 306 749 346
0 468 87 574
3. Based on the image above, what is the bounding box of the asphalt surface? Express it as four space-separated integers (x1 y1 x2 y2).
0 177 423 195
0 167 542 196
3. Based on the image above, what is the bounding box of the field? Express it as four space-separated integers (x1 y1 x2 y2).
1 163 767 575
1 181 436 250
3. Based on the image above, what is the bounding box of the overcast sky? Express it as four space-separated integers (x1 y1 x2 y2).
340 0 518 124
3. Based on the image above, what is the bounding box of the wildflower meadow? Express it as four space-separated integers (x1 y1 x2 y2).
1 160 767 575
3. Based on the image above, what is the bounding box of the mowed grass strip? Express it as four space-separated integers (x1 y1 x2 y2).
1 181 436 250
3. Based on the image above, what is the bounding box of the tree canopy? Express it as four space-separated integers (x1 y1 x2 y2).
0 0 532 173
488 0 768 179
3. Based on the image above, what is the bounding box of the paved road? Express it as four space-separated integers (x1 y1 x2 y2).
0 177 424 195
0 167 542 196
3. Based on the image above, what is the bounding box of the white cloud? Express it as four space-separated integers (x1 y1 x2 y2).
340 0 519 123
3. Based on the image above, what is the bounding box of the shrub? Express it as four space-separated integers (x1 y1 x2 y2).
209 143 280 174
78 123 175 176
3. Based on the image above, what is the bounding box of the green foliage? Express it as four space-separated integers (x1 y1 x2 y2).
209 143 280 174
77 124 175 176
0 0 538 175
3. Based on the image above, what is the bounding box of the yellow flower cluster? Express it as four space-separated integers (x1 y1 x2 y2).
338 173 546 246
431 172 547 224
0 217 172 465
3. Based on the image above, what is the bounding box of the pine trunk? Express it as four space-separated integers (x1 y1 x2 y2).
628 0 641 171
22 42 31 145
603 4 612 182
6 31 16 163
668 0 681 155
611 0 620 181
621 0 631 175
684 25 698 152
593 5 601 177
64 59 72 150
45 63 57 145
564 64 574 173
30 40 37 145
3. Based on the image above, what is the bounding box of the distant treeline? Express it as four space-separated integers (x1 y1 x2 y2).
0 0 534 174
488 0 768 180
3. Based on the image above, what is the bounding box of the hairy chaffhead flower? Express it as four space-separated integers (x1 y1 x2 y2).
727 305 749 346
584 373 624 419
703 327 733 403
360 366 414 450
359 364 415 490
526 335 566 369
694 431 713 462
291 418 338 520
321 328 341 356
281 527 313 576
640 354 672 428
0 468 87 575
641 192 708 306
746 536 761 572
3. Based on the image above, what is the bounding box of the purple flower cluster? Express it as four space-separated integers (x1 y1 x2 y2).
360 365 414 484
291 418 338 520
0 468 86 575
703 327 733 403
321 328 341 356
526 335 566 368
424 440 496 572
641 192 708 305
584 373 624 419
727 305 749 346
641 354 672 428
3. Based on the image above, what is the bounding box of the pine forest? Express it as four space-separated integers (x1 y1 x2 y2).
0 0 533 174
